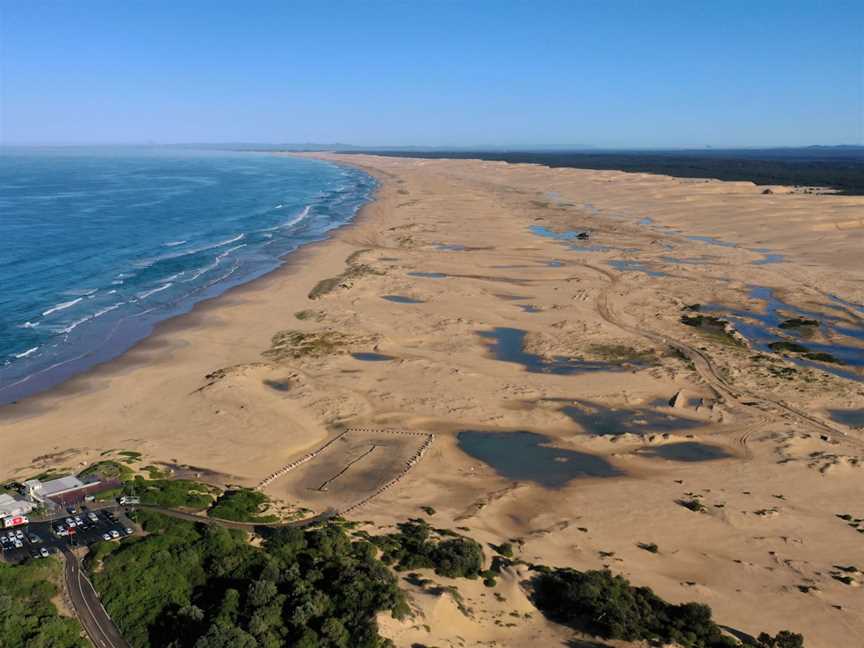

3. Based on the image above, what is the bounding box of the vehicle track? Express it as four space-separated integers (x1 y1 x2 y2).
578 261 858 448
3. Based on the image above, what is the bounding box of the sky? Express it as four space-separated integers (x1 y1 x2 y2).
0 1 862 148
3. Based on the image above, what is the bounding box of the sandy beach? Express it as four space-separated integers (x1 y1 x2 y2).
2 154 863 647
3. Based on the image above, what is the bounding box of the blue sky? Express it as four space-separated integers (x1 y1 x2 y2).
1 1 861 148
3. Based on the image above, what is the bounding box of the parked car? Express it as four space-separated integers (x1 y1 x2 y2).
110 529 120 539
28 533 41 543
101 533 111 541
40 547 50 558
65 517 75 527
14 530 24 539
124 527 133 535
13 539 23 548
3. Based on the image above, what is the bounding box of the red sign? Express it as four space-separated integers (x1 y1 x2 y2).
2 515 27 528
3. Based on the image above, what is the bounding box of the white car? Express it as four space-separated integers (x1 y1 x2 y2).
65 517 75 527
101 533 111 541
125 527 133 535
40 547 50 558
110 529 120 539
88 512 99 522
13 539 23 548
74 516 84 526
14 530 24 539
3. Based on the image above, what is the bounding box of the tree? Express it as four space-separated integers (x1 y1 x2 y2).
193 624 257 648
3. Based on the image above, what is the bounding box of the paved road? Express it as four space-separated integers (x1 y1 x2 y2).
61 545 130 648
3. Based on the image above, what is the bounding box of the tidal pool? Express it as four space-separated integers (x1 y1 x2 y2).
457 430 621 487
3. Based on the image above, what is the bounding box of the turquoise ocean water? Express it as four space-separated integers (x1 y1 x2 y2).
0 148 374 404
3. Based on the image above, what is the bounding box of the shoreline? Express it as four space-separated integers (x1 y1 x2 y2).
0 157 382 416
1 153 863 645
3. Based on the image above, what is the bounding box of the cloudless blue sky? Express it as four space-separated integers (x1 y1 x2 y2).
1 1 861 147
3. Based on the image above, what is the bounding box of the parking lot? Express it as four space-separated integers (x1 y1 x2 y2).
0 506 135 564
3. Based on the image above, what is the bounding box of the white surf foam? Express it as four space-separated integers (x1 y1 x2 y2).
14 347 39 359
42 297 83 316
137 283 173 300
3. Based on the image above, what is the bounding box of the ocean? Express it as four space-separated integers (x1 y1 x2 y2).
0 147 375 404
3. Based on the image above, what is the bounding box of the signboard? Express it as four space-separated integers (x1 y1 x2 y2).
2 515 28 528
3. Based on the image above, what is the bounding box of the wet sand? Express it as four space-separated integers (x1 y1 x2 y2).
2 154 864 647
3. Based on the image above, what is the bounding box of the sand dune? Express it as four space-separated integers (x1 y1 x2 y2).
1 154 863 646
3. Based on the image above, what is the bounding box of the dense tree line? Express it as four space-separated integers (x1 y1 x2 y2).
91 511 407 648
0 560 86 648
532 566 804 648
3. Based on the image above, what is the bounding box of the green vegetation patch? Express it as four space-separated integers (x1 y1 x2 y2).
308 263 384 300
263 329 361 361
532 566 803 648
93 510 407 648
294 309 326 321
370 519 485 579
207 488 278 523
0 560 86 648
680 314 745 347
78 460 134 482
768 341 844 364
588 343 658 365
123 477 219 510
778 317 819 330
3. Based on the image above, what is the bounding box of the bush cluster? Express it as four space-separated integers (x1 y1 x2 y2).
370 519 484 579
207 488 277 523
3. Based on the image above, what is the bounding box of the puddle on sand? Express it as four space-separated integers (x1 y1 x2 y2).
752 252 785 265
351 352 394 362
547 259 565 267
828 409 864 428
559 401 704 436
660 255 715 266
703 286 864 380
569 243 610 253
635 442 731 462
382 295 424 304
408 271 447 279
529 225 589 241
608 260 667 277
638 217 654 225
495 294 532 301
263 379 291 392
687 235 738 248
517 304 542 313
457 430 621 487
478 327 625 374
